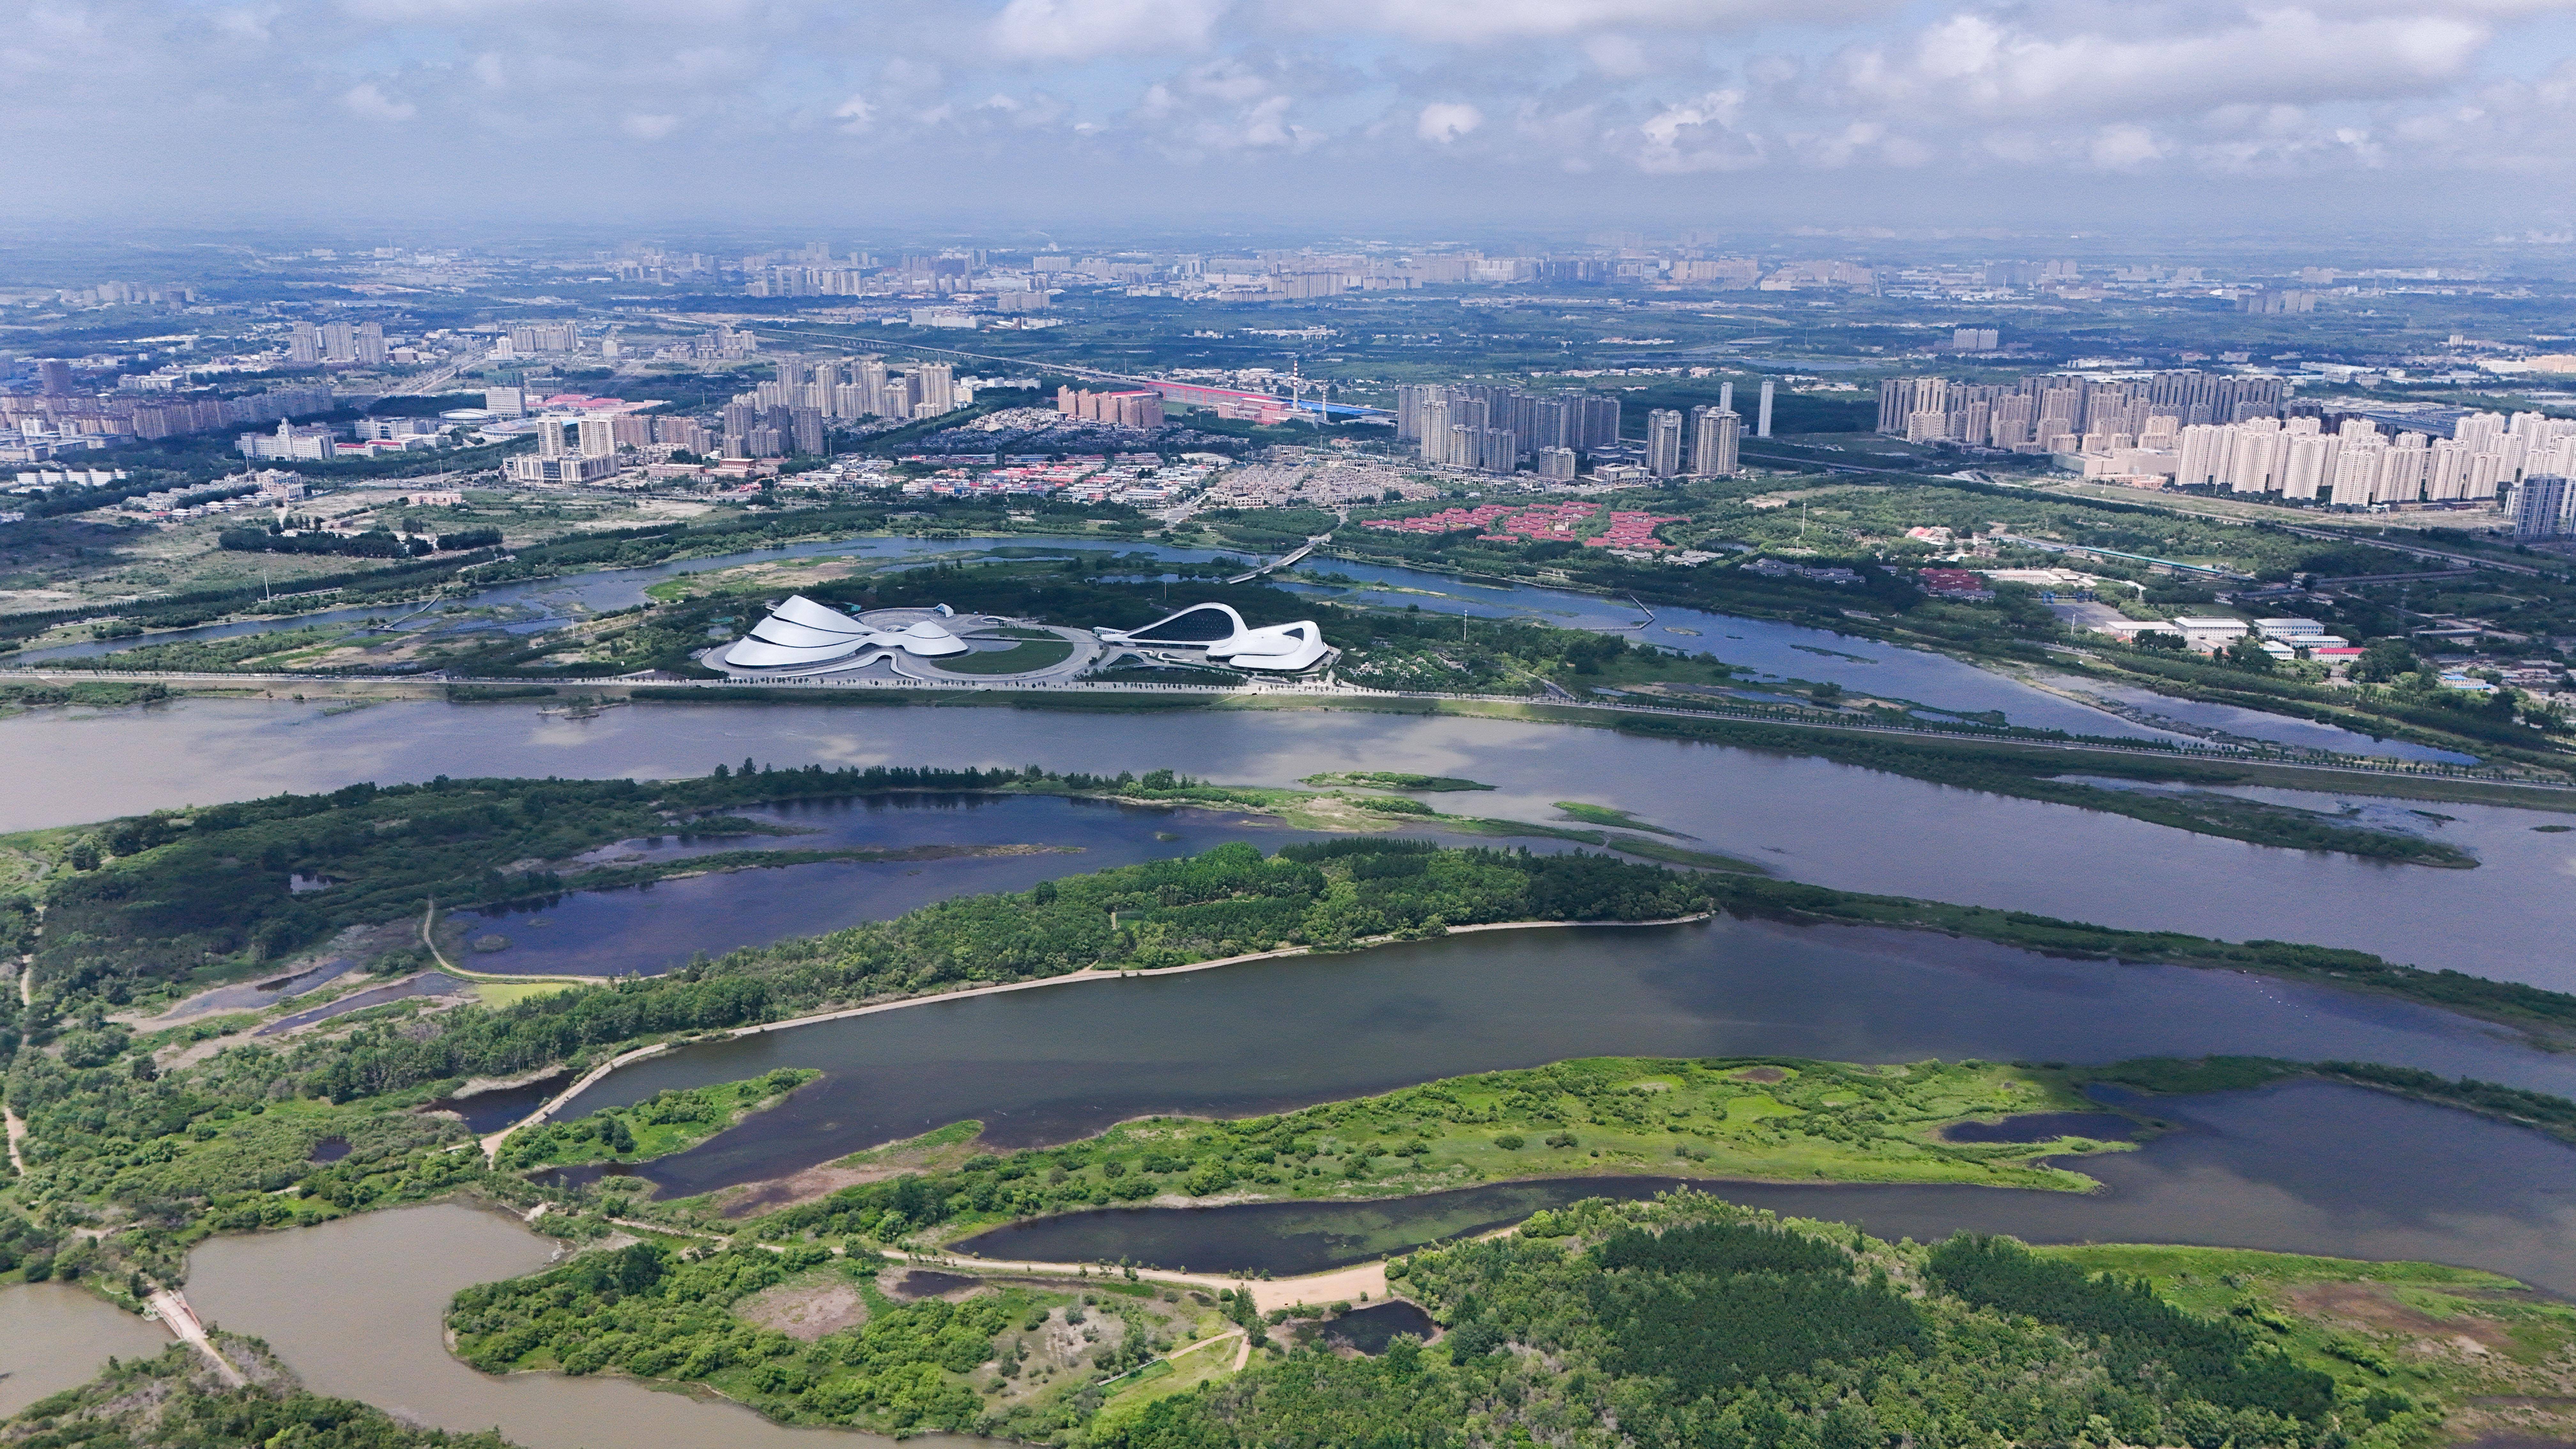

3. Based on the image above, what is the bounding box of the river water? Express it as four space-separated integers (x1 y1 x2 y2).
4 696 2571 986
460 793 1324 978
953 1080 2576 1298
549 916 2576 1199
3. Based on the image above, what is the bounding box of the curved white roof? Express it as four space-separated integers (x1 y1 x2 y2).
746 616 868 650
770 594 867 633
1209 620 1330 672
889 620 969 657
1099 602 1247 646
724 634 868 668
721 596 978 669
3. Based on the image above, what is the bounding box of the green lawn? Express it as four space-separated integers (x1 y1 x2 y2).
936 637 1077 674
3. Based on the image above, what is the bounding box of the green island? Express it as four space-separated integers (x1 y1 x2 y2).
688 1056 2130 1232
492 1068 820 1172
1300 772 1497 792
1553 801 1693 838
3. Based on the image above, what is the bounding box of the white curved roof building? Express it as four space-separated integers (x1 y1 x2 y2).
1097 602 1332 674
721 595 969 671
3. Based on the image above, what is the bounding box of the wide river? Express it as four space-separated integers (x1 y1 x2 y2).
5 537 2573 1443
4 695 2571 985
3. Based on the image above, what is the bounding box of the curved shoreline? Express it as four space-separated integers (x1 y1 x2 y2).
490 914 1716 1150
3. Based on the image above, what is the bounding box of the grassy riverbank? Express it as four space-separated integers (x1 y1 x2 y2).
699 1056 2127 1232
494 1068 819 1172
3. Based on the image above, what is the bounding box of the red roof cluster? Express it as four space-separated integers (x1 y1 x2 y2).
1582 511 1685 550
1917 568 1989 595
1364 503 1523 536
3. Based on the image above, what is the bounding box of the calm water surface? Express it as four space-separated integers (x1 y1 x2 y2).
0 1281 170 1417
5 699 2573 985
555 917 2576 1200
955 1082 2576 1297
462 794 1319 978
185 1202 967 1449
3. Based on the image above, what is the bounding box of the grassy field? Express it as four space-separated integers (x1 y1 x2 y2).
721 1057 2138 1242
937 637 1077 674
2037 1243 2576 1446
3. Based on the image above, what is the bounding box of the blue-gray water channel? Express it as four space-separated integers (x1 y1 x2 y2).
532 917 2576 1290
458 793 1328 979
949 1079 2576 1297
3 697 2565 986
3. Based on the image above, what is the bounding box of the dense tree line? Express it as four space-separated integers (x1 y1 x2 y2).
289 840 1708 1103
1926 1234 2335 1421
1101 1194 2381 1449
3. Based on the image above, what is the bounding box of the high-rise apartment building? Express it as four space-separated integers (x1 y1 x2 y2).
288 323 323 365
1688 406 1741 477
1537 447 1577 480
1756 380 1775 439
35 360 73 394
354 322 387 366
913 364 955 418
2514 475 2571 539
1646 409 1685 478
574 417 617 457
320 321 356 364
1396 382 1619 474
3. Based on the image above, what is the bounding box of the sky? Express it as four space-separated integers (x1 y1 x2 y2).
9 0 2576 237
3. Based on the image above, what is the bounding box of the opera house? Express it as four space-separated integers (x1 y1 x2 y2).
708 595 1332 681
717 596 974 673
1095 602 1333 674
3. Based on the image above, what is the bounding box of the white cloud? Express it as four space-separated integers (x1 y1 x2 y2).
988 0 1226 60
1294 0 1895 42
621 111 679 139
2087 122 2163 169
1636 88 1761 172
1845 8 2493 120
832 94 876 131
1415 100 1483 142
339 80 415 121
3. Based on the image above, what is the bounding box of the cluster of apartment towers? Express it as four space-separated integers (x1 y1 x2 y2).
713 357 962 460
1395 380 1773 479
1878 370 2576 509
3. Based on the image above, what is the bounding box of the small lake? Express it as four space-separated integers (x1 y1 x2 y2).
184 1202 966 1449
956 1081 2576 1297
549 916 2576 1202
0 1280 171 1417
1317 1301 1439 1353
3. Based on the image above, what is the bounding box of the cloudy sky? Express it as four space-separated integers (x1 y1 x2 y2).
9 0 2576 236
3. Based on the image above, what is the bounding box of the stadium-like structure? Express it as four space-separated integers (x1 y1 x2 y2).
717 596 971 672
1095 602 1333 674
707 596 1331 682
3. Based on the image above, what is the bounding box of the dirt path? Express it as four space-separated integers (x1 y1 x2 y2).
907 1249 1387 1316
469 913 1713 1151
145 1288 246 1386
3 1102 26 1177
